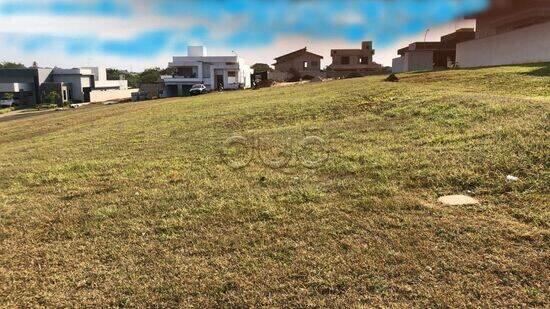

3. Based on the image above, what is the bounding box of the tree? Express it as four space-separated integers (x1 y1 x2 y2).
107 68 140 88
127 74 140 89
0 61 26 69
3 93 14 100
160 67 175 76
139 68 162 84
106 68 123 80
41 90 60 109
106 67 174 88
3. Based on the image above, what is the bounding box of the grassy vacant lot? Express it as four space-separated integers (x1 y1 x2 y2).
0 64 548 307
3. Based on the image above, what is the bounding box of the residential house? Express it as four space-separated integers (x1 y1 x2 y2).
272 47 323 80
392 28 476 73
51 67 131 102
0 68 56 105
456 0 550 67
0 67 134 105
327 41 383 78
161 46 252 96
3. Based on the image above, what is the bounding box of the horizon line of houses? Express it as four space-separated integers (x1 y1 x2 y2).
152 0 549 98
153 40 387 98
1 0 549 103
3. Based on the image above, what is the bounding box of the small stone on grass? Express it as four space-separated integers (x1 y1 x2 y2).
438 195 479 206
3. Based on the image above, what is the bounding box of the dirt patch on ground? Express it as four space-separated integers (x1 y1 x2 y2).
0 108 59 123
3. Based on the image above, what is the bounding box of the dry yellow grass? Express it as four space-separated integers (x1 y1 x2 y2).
0 64 548 307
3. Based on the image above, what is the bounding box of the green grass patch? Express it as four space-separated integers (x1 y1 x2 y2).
0 107 14 115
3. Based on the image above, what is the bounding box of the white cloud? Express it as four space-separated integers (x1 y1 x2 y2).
0 15 202 39
332 11 365 26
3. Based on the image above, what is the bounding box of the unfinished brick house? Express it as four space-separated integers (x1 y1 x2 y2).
457 0 550 67
327 41 383 78
272 47 323 80
392 28 476 73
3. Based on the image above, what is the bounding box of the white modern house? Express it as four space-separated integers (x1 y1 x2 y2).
0 66 134 105
51 67 133 102
162 46 252 96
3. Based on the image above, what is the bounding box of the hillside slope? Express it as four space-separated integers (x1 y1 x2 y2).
0 64 548 307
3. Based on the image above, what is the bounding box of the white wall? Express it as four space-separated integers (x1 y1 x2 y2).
406 51 434 72
90 88 137 103
170 56 238 66
391 51 433 73
52 75 88 102
188 46 206 57
239 64 252 88
81 67 107 81
392 57 405 73
457 21 550 68
95 79 128 90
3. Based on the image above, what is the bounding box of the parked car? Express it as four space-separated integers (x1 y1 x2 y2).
0 99 16 108
189 84 208 96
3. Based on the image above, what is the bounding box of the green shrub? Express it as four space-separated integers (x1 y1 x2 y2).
0 107 14 114
39 91 60 109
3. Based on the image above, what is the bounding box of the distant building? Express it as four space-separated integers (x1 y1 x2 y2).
327 41 384 78
457 0 550 68
161 46 252 96
392 28 475 73
0 67 133 105
272 47 324 79
52 67 130 102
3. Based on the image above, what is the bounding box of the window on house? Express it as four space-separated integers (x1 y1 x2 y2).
203 64 211 78
311 61 319 68
63 90 67 101
177 66 198 78
303 61 309 69
360 57 369 64
341 56 350 65
228 71 237 84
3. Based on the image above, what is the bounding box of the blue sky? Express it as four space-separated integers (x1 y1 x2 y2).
0 0 489 70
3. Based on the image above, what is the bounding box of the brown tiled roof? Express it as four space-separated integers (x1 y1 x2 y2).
274 48 323 62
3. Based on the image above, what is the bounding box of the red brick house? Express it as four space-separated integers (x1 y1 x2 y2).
272 48 324 79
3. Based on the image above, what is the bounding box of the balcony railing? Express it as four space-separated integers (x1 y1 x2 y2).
162 75 202 83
